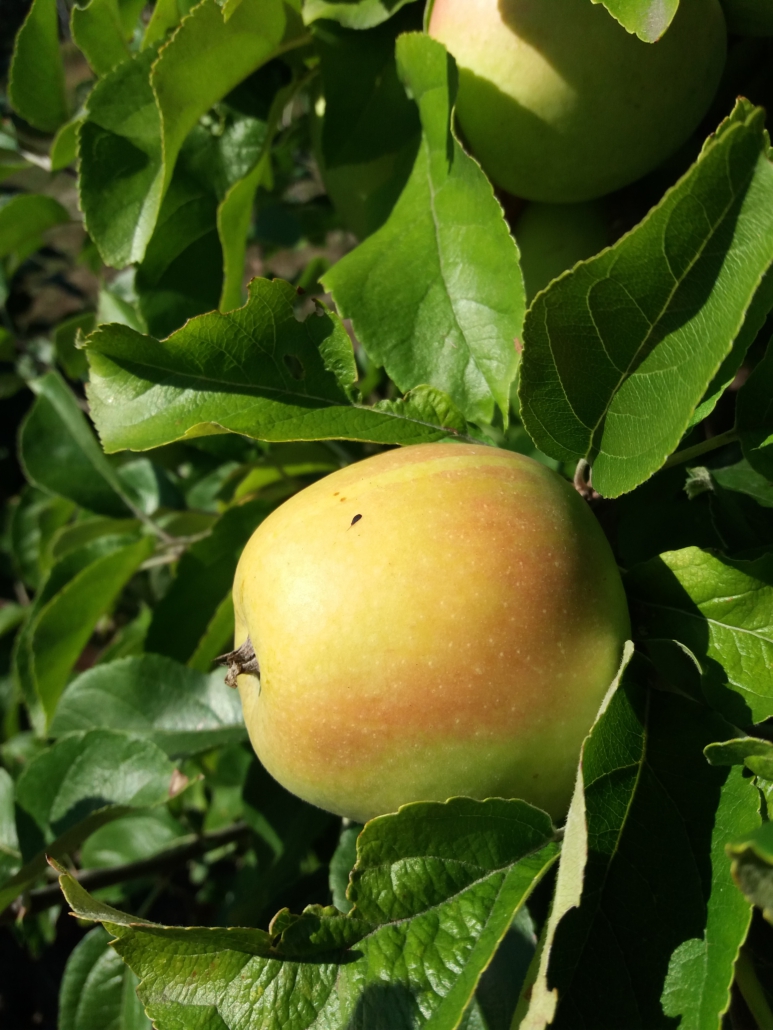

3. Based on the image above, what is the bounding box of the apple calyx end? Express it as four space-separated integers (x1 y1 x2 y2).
217 637 260 688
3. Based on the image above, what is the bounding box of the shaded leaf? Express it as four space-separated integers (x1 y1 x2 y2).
712 458 773 508
145 498 272 665
737 336 773 481
79 0 303 267
0 730 177 915
71 0 133 76
50 654 245 758
84 277 473 451
519 100 773 497
59 925 151 1030
80 808 188 871
78 45 163 267
54 312 95 381
8 486 75 589
689 266 773 428
520 651 760 1030
728 822 773 923
627 547 773 725
7 0 69 132
0 194 69 261
0 768 20 884
313 10 421 239
20 372 142 518
323 32 523 425
328 823 361 914
218 71 301 311
13 534 154 730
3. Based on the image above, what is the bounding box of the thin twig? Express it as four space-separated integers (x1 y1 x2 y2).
1 821 252 925
662 428 739 470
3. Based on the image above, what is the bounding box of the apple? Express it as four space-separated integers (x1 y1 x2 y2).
515 200 609 302
228 443 630 824
718 0 773 35
428 0 727 202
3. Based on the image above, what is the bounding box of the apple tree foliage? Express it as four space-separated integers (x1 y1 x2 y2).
1 0 773 1026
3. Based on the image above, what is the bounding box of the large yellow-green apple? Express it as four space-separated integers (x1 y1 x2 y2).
428 0 726 202
515 200 609 302
230 444 630 823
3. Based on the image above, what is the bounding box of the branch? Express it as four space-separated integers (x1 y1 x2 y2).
662 428 739 471
0 821 252 925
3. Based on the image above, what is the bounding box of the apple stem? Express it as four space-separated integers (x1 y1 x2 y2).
217 638 260 688
573 460 600 501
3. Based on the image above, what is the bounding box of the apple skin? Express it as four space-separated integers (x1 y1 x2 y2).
515 200 609 302
233 443 630 823
428 0 726 202
719 0 773 35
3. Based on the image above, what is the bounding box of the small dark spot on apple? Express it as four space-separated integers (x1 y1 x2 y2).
340 496 346 502
351 514 362 526
333 491 339 496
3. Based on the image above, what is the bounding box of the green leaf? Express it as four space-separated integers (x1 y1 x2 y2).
520 651 760 1030
141 0 198 49
71 0 133 76
136 68 291 333
0 729 177 915
312 11 421 239
78 45 164 268
328 823 361 914
627 547 773 725
50 654 246 758
54 312 95 380
706 736 773 780
323 32 524 426
59 926 151 1030
17 730 175 839
50 116 83 171
712 458 773 508
8 486 75 589
145 498 272 665
727 822 773 923
151 0 302 212
593 0 678 41
13 535 154 730
218 75 302 311
80 808 188 870
236 758 335 926
84 277 473 451
519 100 773 497
0 768 21 884
79 0 304 267
56 796 558 1030
0 194 69 261
738 336 773 480
303 0 419 29
688 266 773 428
7 0 69 132
20 372 141 518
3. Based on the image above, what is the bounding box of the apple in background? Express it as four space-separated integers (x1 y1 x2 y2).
515 200 609 302
719 0 773 35
228 444 630 824
428 0 726 202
